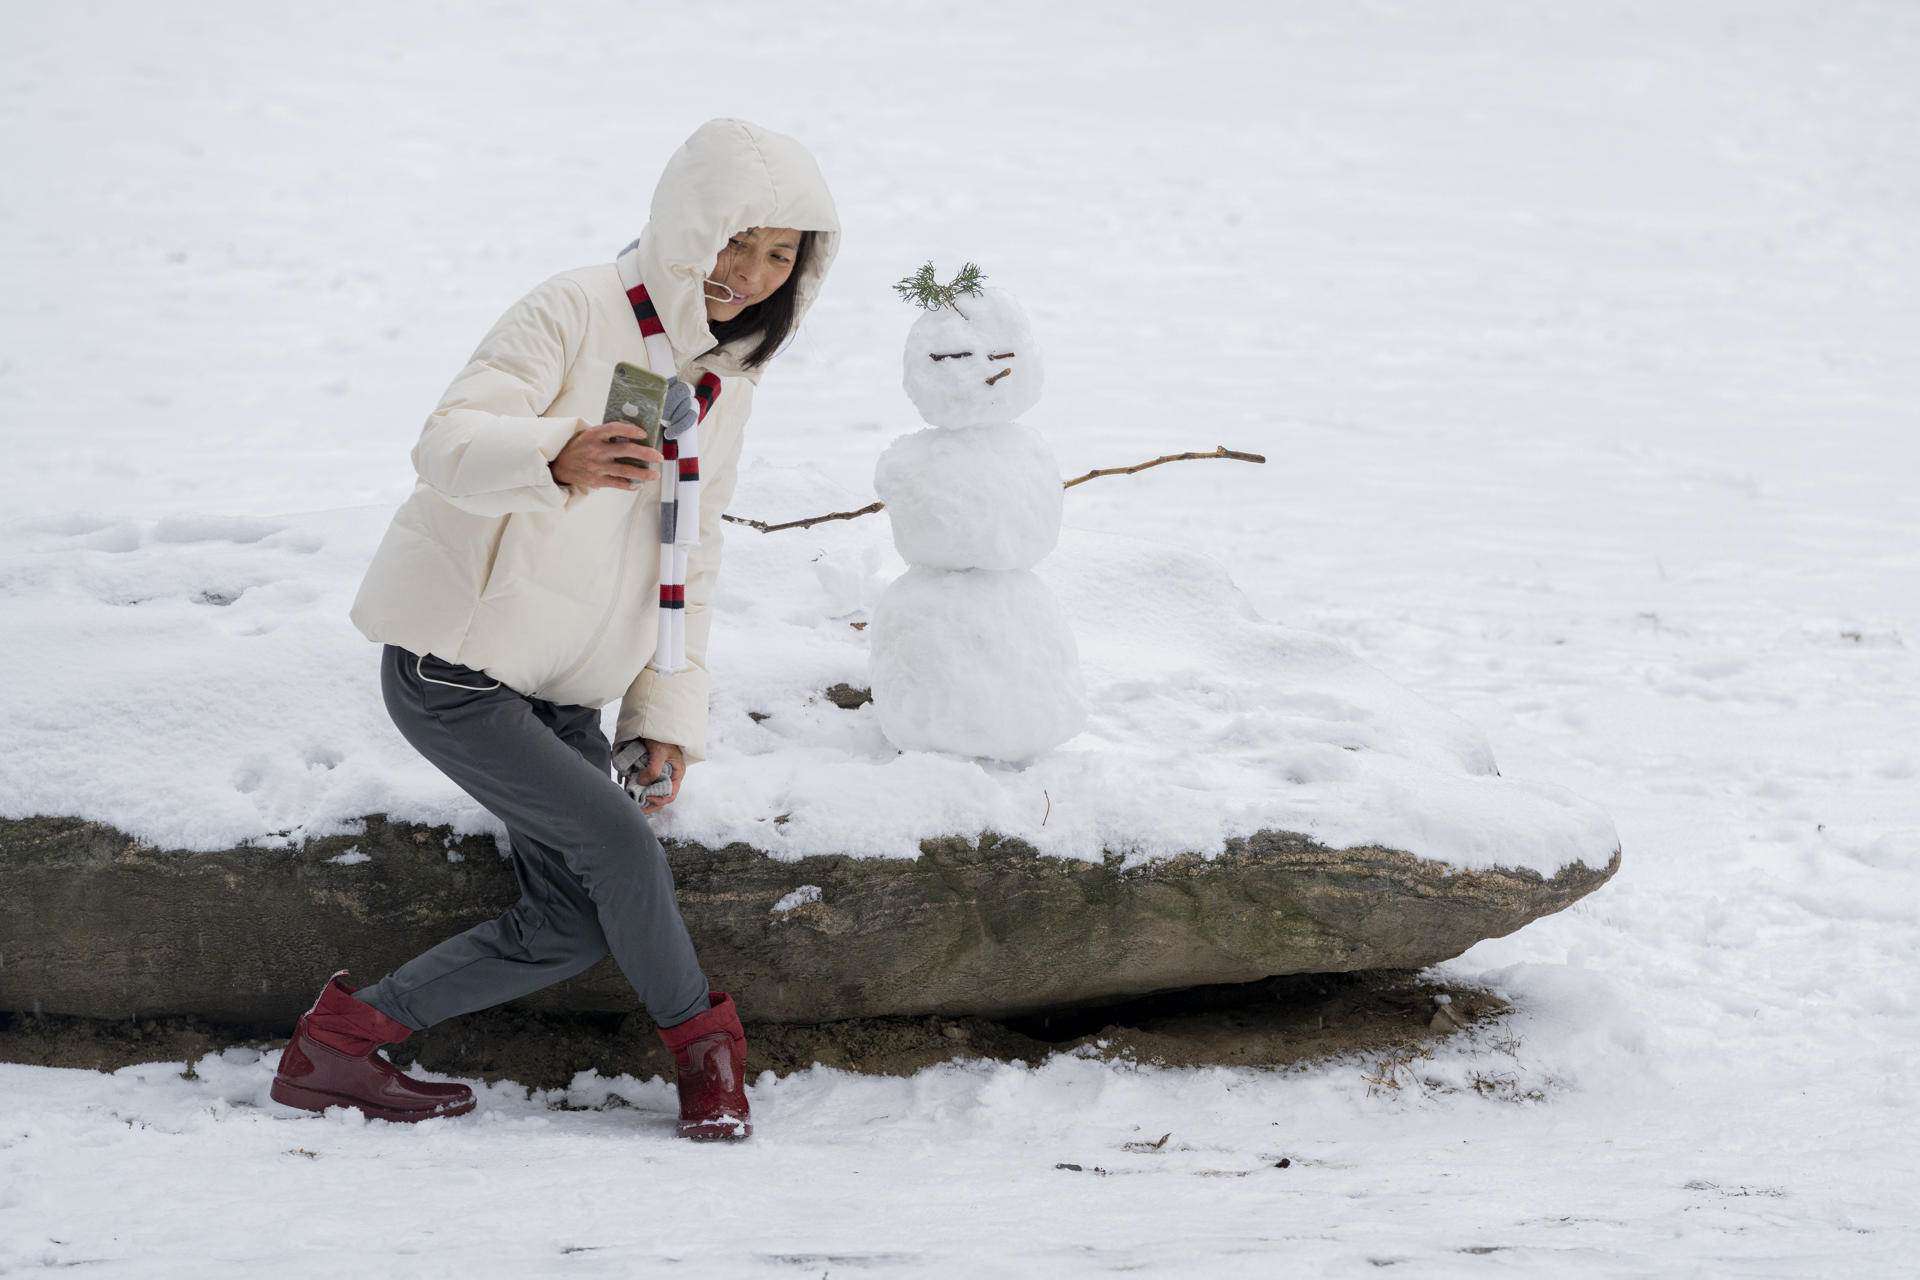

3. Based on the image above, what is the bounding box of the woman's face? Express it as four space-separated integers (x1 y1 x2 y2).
704 226 803 322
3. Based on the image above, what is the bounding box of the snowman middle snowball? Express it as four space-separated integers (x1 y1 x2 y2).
869 284 1087 764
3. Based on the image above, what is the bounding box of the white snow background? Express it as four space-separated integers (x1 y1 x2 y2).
2 0 1917 1275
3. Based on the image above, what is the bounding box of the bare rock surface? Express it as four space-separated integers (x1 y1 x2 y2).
0 814 1616 1025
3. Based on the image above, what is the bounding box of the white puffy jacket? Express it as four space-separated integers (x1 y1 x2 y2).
349 119 840 764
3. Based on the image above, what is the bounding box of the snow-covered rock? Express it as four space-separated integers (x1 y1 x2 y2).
0 462 1621 878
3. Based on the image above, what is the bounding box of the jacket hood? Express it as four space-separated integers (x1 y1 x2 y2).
627 118 841 384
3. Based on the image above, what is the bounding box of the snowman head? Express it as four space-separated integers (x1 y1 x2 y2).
901 287 1044 428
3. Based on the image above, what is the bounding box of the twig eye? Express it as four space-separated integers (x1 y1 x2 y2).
988 351 1016 360
928 351 974 361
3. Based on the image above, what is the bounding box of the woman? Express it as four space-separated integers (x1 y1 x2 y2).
268 118 839 1141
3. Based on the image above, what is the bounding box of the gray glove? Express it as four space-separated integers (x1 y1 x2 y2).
660 376 700 441
612 737 675 803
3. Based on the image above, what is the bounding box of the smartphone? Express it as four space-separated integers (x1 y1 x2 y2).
604 361 669 455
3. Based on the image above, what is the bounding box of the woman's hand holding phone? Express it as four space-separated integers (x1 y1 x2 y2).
550 423 664 492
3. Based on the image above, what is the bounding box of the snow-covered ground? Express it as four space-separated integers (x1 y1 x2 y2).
3 1 1916 1274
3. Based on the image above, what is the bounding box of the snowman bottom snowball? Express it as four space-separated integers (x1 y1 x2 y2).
869 565 1088 763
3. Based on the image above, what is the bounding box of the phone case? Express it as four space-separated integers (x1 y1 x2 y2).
604 361 670 453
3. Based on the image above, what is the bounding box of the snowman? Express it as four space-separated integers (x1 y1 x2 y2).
868 263 1088 762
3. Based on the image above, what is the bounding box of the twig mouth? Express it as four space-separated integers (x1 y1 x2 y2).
984 368 1013 386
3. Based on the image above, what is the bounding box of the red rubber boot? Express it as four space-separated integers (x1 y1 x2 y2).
656 991 752 1140
269 969 476 1123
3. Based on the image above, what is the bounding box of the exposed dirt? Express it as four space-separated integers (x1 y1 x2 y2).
0 970 1507 1090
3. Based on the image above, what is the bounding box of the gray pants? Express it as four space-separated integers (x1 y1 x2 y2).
351 644 711 1031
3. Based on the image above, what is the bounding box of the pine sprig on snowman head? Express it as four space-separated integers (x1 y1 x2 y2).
894 261 987 316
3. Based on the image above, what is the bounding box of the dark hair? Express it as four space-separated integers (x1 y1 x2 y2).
706 229 819 368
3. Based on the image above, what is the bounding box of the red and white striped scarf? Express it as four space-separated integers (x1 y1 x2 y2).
617 267 723 675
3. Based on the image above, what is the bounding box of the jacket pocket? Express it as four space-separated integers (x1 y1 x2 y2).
477 511 529 604
415 651 502 692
